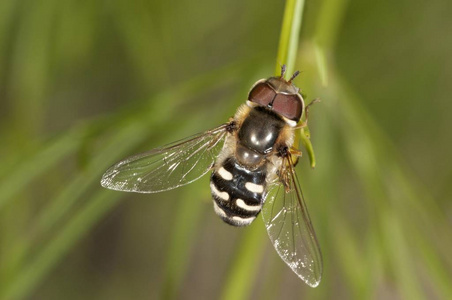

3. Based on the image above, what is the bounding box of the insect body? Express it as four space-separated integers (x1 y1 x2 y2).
101 66 323 287
211 91 297 226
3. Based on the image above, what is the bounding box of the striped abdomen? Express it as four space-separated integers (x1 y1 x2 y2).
210 156 267 227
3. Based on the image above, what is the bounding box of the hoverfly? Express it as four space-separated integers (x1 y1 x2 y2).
101 65 323 287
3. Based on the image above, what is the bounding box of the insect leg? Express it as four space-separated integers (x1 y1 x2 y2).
293 98 320 129
289 148 302 157
289 148 301 167
304 98 320 124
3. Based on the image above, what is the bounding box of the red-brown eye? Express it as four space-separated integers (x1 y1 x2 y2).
248 82 276 107
272 94 303 122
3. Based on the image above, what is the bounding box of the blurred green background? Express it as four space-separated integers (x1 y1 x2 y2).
1 0 451 299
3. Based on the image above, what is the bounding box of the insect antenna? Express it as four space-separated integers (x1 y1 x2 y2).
280 64 287 79
288 70 300 83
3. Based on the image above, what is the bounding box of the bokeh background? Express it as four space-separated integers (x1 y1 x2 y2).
1 0 451 299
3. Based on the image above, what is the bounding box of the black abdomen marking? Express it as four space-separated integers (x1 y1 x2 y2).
210 157 267 226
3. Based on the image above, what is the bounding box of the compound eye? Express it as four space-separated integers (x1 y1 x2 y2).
248 82 276 107
272 94 304 122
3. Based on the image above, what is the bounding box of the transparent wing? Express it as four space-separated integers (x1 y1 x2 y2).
101 124 229 193
262 155 323 287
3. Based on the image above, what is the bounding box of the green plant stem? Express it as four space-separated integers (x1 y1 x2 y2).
275 0 305 77
275 0 316 167
300 128 316 168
